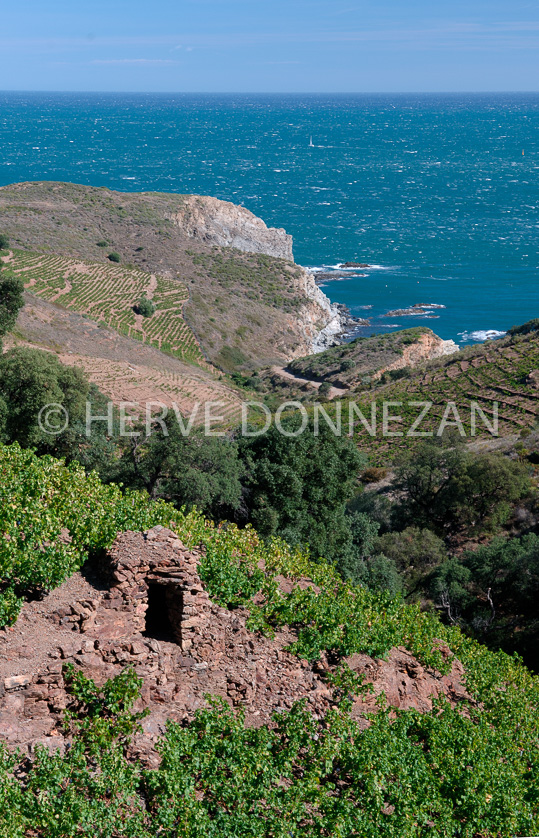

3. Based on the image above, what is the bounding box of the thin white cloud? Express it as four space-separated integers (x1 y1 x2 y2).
91 58 179 65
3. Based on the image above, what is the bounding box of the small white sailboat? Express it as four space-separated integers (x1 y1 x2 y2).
309 136 314 147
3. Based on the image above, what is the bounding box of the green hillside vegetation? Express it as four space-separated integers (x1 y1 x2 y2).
288 327 433 387
185 245 318 372
0 266 24 349
3 273 539 670
191 249 306 313
10 252 205 366
0 442 538 835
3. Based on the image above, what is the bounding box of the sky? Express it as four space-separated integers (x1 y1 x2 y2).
1 0 538 93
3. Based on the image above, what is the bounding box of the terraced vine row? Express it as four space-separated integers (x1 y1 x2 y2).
345 334 539 460
12 252 206 366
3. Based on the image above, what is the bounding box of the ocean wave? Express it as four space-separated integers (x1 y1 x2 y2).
308 263 391 273
458 329 506 342
337 263 390 271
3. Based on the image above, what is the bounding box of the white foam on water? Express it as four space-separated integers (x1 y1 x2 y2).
337 263 390 271
458 329 506 342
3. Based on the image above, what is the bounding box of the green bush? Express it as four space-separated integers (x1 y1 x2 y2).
394 438 531 539
509 318 539 336
107 251 121 263
134 294 156 317
318 381 332 397
0 233 9 251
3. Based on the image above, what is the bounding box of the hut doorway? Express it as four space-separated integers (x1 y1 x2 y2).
144 583 183 644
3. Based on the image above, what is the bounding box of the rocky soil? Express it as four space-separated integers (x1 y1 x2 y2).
0 527 469 766
371 330 459 380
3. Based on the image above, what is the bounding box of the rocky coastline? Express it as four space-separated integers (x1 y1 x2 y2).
313 270 369 283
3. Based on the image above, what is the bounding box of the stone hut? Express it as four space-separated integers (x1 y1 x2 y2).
106 526 214 654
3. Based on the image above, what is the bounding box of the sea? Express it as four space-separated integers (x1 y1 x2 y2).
0 91 538 345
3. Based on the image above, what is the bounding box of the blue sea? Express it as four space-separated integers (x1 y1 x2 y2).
1 92 538 344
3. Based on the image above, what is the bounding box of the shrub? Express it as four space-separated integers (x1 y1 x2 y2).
318 381 332 397
378 526 447 571
96 240 108 247
509 318 539 336
0 233 9 251
134 295 156 318
240 421 367 564
107 251 121 263
361 466 388 483
394 438 531 539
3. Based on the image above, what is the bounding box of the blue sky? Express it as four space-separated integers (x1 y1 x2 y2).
1 0 538 92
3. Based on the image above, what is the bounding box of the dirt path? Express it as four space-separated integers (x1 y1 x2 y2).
271 366 349 399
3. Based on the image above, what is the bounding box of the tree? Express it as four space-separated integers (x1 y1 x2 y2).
0 233 9 251
134 295 156 318
364 554 403 597
0 270 24 345
394 438 530 539
337 510 380 583
378 527 446 571
240 420 366 563
0 348 115 468
465 535 539 667
347 489 394 534
430 558 473 624
111 417 244 520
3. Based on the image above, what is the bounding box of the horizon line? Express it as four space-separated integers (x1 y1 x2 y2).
1 89 539 96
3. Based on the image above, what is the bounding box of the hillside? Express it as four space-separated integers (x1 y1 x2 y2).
8 250 204 365
285 327 459 389
6 292 243 423
0 181 343 371
341 326 539 460
0 443 538 836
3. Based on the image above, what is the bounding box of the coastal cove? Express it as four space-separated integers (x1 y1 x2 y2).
0 91 538 344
